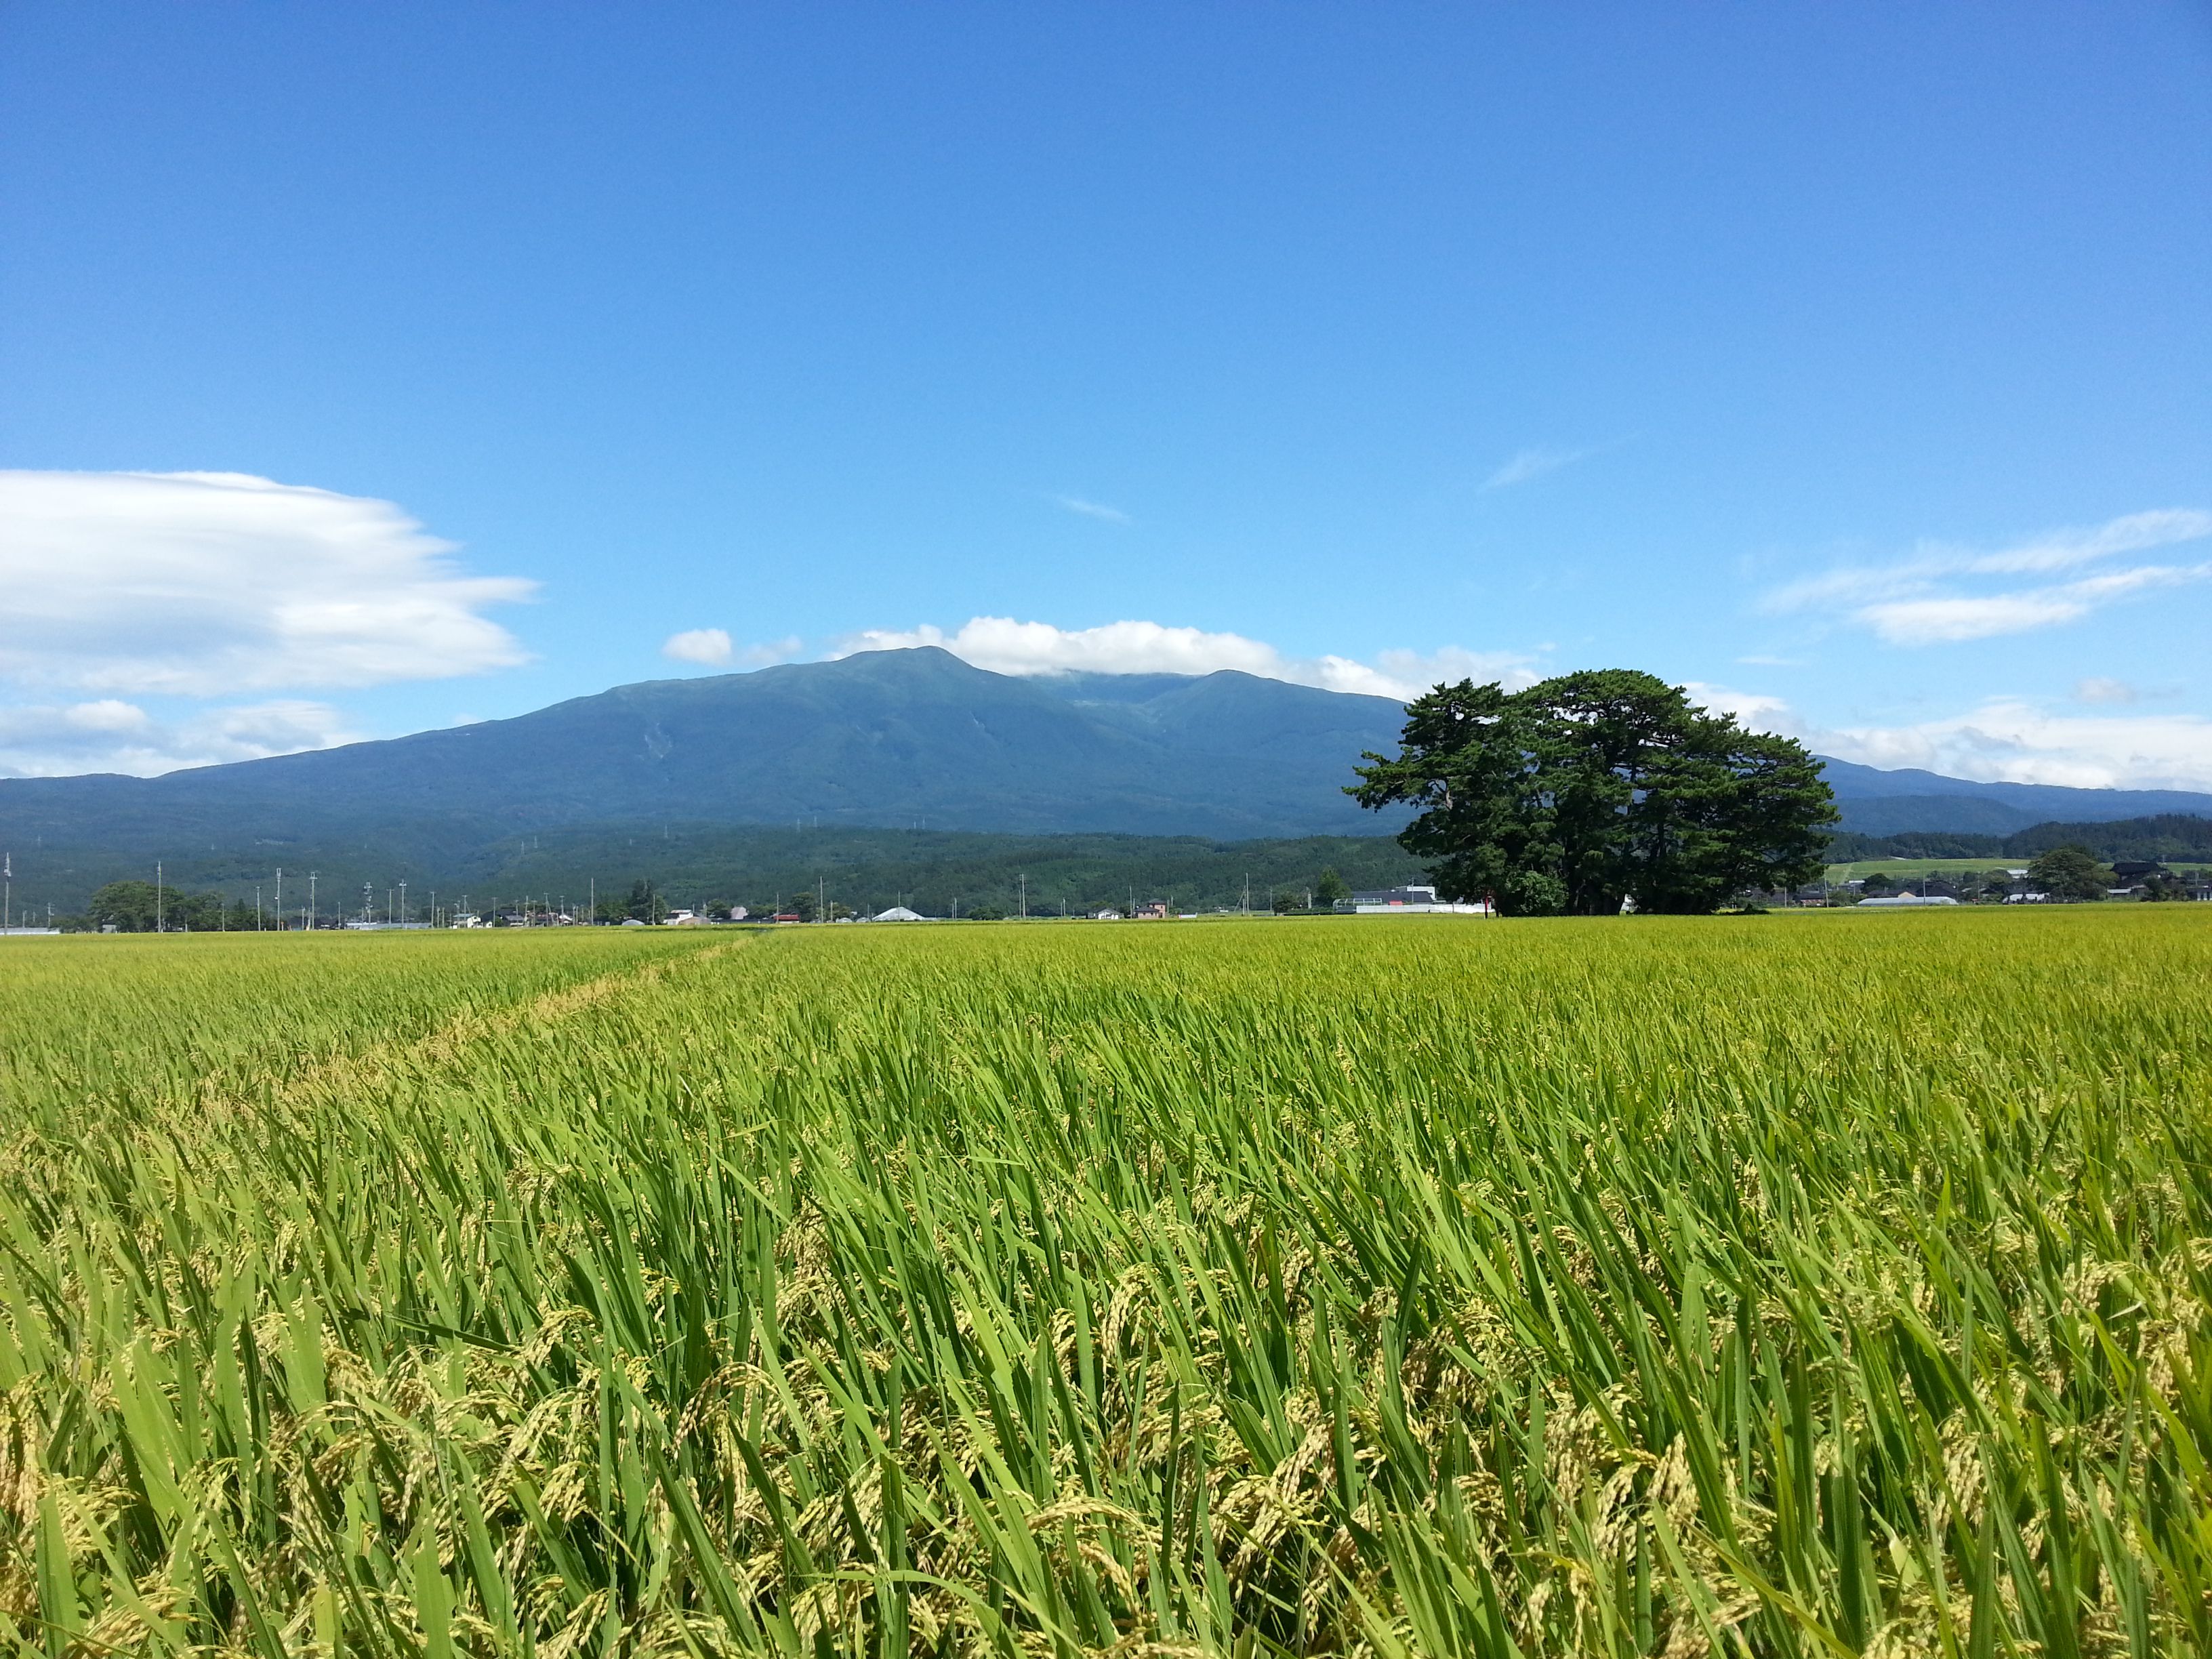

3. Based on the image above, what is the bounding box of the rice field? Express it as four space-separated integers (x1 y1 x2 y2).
3 909 2209 1657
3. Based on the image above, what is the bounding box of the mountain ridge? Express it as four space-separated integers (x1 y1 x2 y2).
2 648 2205 863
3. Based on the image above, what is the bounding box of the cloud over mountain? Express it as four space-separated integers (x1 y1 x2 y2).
834 617 1540 701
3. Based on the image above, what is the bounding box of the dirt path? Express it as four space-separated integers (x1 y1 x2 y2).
228 933 760 1119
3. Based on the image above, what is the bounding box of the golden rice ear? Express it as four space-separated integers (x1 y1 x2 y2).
0 912 2200 1658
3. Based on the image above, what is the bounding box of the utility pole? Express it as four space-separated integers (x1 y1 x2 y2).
255 884 262 930
274 869 282 928
308 872 317 931
4 850 11 933
399 880 407 926
1019 872 1026 920
156 861 163 933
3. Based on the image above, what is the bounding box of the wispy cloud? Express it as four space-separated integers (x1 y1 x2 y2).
1856 563 2212 645
1763 508 2212 644
834 617 1544 701
1050 494 1131 525
2073 677 2137 705
1483 447 1586 491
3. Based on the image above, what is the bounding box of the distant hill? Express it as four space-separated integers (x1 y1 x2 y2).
1815 756 2212 835
4 644 2209 911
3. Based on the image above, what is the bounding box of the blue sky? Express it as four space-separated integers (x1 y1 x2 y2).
3 5 2209 787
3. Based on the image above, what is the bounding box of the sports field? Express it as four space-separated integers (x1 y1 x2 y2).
3 911 2208 1656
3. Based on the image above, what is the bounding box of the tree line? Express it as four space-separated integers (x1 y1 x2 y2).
1862 846 2196 903
81 880 266 933
1826 812 2212 865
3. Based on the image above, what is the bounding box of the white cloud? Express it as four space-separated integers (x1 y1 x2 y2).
833 617 1542 701
1324 647 1545 699
1689 678 2212 792
662 630 802 670
1050 495 1131 524
1763 508 2212 643
1820 701 2212 792
2073 678 2137 705
0 699 362 778
662 628 734 665
840 618 1279 677
1683 683 1797 733
1483 447 1586 490
0 470 534 695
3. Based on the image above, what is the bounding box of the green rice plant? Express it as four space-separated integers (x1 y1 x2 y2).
1 909 2208 1656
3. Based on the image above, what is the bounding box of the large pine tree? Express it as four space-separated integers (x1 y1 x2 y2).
1349 669 1837 915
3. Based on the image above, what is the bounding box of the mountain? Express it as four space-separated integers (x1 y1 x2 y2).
1814 756 2212 836
0 648 1412 858
5 645 2209 912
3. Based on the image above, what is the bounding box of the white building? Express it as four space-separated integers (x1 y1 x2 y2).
873 905 925 921
1351 885 1492 916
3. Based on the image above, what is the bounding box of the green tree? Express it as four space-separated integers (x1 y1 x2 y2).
1312 867 1351 908
1349 670 1837 916
86 881 230 931
87 880 161 932
2027 844 2111 902
623 879 668 923
170 892 224 931
1272 888 1303 913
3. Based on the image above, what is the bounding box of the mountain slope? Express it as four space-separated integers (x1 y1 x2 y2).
0 648 1412 849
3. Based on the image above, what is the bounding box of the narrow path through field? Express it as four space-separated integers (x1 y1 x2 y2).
241 932 756 1115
